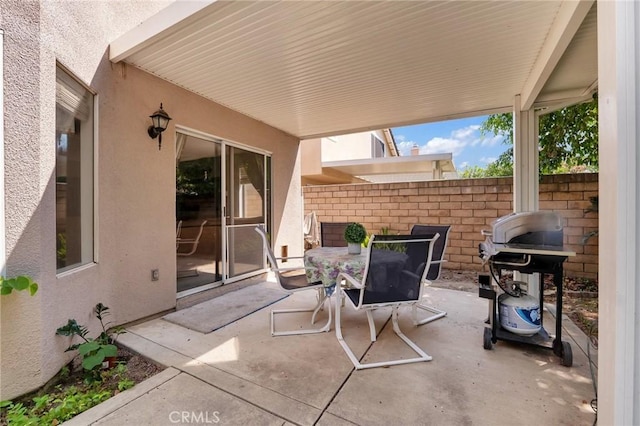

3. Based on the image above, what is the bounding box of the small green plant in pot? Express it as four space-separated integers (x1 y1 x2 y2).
56 303 125 380
344 222 367 254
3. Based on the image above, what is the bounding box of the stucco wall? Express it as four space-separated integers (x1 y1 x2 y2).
321 131 379 162
303 173 599 279
1 1 302 400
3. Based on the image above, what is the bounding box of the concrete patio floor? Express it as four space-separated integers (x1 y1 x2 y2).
66 278 598 426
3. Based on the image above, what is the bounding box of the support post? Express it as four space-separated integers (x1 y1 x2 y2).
598 1 640 424
0 30 4 276
512 95 540 296
513 95 539 213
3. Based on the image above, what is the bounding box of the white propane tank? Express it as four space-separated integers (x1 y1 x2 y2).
498 293 541 336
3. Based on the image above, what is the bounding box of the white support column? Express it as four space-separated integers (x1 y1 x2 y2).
0 29 5 276
598 2 639 424
512 95 540 295
513 94 539 213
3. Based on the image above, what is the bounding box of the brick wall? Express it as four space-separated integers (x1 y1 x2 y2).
303 173 598 279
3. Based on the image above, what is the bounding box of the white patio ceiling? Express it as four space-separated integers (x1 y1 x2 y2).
110 0 597 140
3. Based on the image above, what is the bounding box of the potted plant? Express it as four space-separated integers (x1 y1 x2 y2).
344 222 367 254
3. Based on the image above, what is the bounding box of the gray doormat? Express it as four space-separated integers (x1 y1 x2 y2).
163 285 288 333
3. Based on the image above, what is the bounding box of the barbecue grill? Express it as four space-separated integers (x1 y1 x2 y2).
477 211 576 366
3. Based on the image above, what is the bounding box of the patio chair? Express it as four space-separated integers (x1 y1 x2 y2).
409 224 451 325
335 233 439 369
176 219 207 256
255 225 332 336
320 222 349 247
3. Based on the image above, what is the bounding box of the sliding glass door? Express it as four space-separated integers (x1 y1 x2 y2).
224 145 270 282
176 133 223 293
176 130 270 294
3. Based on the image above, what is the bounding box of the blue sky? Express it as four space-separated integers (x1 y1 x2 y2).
392 116 508 171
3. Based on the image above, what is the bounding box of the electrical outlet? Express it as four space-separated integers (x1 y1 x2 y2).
151 269 159 281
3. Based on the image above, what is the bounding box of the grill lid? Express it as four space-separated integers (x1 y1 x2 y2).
489 211 563 244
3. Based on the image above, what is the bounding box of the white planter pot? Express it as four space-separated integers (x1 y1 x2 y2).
347 242 362 255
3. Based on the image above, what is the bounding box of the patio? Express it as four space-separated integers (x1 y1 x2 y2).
66 276 597 426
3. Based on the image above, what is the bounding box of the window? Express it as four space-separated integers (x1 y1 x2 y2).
372 135 385 158
55 66 94 271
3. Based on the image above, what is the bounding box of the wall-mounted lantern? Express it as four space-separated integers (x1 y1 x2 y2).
147 103 172 150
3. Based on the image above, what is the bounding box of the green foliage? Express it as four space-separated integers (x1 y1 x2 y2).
176 157 221 197
1 385 112 425
0 275 38 296
56 233 67 268
0 358 145 425
56 303 125 377
582 196 599 244
469 95 599 177
459 163 512 178
343 222 367 244
362 227 406 253
117 377 135 392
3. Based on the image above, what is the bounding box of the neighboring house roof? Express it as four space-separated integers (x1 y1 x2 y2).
324 153 456 183
301 129 454 185
382 129 399 157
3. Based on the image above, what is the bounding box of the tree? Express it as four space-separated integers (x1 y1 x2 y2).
465 95 598 177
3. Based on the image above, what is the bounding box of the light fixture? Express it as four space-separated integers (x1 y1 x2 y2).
147 103 172 150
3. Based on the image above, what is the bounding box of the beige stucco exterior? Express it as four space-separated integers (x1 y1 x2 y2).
0 1 303 399
301 130 393 185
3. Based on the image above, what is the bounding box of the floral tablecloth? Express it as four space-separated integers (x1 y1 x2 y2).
304 247 367 292
304 246 411 296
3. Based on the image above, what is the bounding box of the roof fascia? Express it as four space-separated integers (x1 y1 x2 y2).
520 0 594 110
109 1 217 63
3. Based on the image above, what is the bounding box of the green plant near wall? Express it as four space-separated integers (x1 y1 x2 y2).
56 303 125 379
582 196 599 244
371 226 406 253
0 275 38 296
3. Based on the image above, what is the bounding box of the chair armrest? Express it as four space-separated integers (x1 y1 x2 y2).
177 238 198 244
275 256 305 261
337 272 363 289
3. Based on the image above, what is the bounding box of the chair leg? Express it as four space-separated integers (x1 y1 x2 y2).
365 310 377 342
335 293 363 368
271 293 332 336
311 288 326 324
336 305 432 370
390 307 432 363
412 303 447 326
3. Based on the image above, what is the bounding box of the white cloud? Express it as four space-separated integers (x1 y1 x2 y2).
396 124 505 166
413 124 484 157
451 125 480 140
421 137 466 156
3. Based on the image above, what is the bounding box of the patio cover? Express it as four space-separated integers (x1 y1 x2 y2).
109 0 597 140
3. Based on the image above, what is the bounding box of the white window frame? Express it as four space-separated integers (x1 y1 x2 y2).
55 63 97 274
